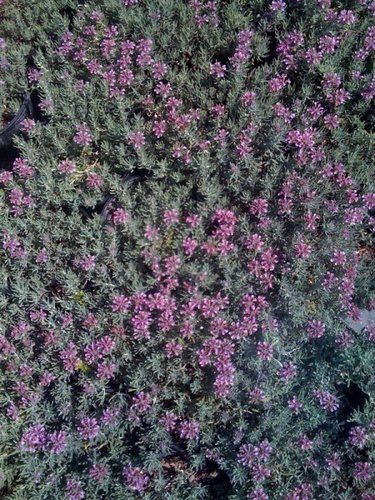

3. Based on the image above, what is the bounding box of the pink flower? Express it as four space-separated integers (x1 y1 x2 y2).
112 207 129 225
131 391 152 413
163 209 179 226
165 341 183 358
331 250 347 266
256 341 274 361
154 81 172 98
152 119 166 137
58 159 76 174
295 241 312 259
242 91 256 106
89 464 109 481
183 237 198 257
185 214 201 227
307 320 325 339
245 233 264 252
152 61 168 80
210 62 226 78
79 254 96 271
0 171 13 184
74 123 93 147
128 131 145 150
111 295 130 313
13 158 34 178
250 198 268 217
20 118 36 133
160 411 178 432
180 420 200 440
145 225 160 241
86 173 102 189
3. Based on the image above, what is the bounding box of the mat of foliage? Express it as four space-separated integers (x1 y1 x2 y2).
0 1 374 499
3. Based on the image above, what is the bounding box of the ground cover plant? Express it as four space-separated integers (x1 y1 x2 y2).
0 0 374 498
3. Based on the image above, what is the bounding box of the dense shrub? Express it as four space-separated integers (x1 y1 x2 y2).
0 0 374 498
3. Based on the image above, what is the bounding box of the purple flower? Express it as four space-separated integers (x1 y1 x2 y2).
77 417 100 440
298 434 313 451
307 320 325 339
111 294 131 313
20 424 47 452
256 341 274 361
153 119 167 137
354 462 372 482
96 361 116 380
132 310 152 340
179 419 200 440
89 464 109 481
237 444 258 467
74 123 93 147
295 241 312 259
210 62 226 78
278 361 297 381
123 465 149 492
183 237 198 257
250 198 268 217
48 430 69 454
349 426 368 448
128 131 145 150
13 158 34 178
86 172 102 190
163 208 179 226
60 342 80 373
249 387 266 403
314 389 339 412
20 118 36 133
79 254 96 271
101 407 120 427
248 487 268 500
165 341 183 358
251 464 271 482
66 479 85 500
288 396 303 415
326 452 342 471
270 0 286 12
58 159 76 174
160 411 178 432
258 439 272 461
286 483 313 500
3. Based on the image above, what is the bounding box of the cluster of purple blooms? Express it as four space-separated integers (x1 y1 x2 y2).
0 1 374 497
20 424 69 454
